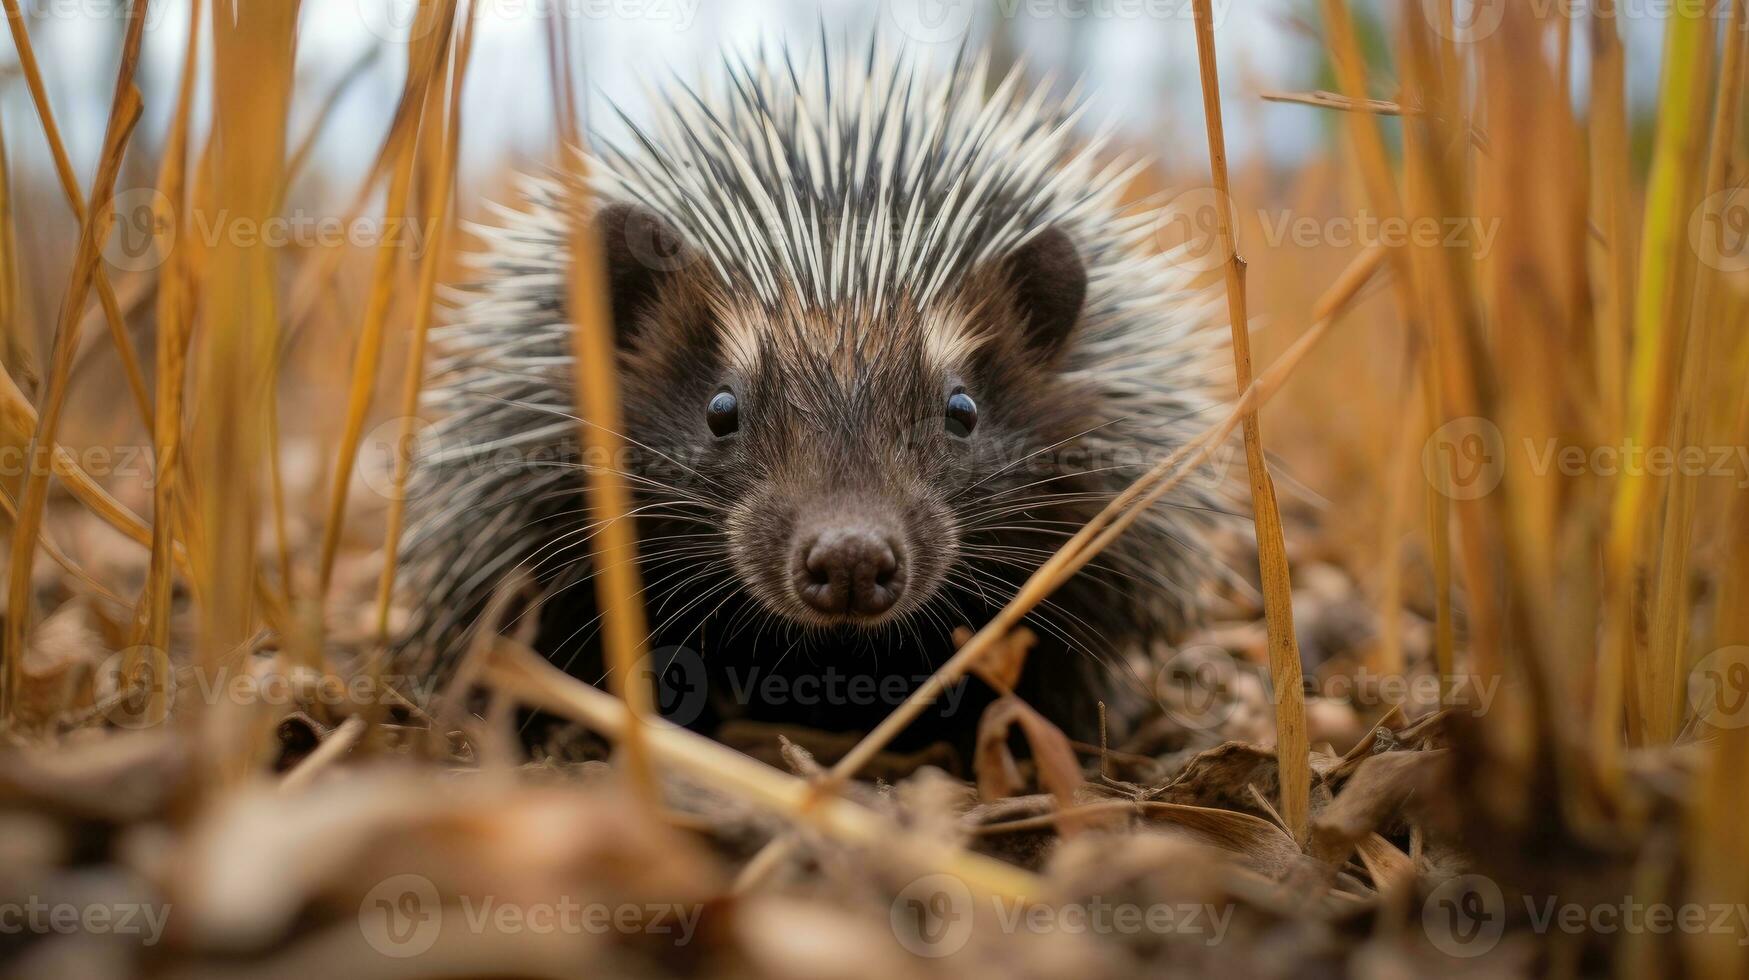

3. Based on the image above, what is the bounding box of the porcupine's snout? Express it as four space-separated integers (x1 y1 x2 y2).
789 518 906 619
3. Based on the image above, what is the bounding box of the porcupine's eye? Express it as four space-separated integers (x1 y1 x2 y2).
945 390 978 438
706 389 739 437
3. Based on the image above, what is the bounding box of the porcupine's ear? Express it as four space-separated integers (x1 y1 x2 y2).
1001 226 1087 359
595 202 693 342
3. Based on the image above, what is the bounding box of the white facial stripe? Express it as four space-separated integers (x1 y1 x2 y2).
921 300 990 374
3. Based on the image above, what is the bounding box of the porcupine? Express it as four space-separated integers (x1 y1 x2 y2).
396 37 1231 756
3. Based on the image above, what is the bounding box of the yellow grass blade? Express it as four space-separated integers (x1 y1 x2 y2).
375 2 479 642
0 110 28 392
1607 0 1717 746
314 0 458 600
564 164 661 807
195 0 301 731
1648 0 1747 742
1190 0 1309 844
131 0 205 658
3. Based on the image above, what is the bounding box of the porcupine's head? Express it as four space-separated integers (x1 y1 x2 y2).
399 38 1226 697
591 199 1099 630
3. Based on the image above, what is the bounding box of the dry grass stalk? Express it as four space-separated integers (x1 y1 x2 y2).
130 0 204 687
1607 1 1717 746
545 3 583 151
0 363 155 552
314 0 459 602
563 167 661 808
1189 0 1309 845
0 1 148 724
1399 7 1521 710
0 484 123 604
277 715 367 795
484 639 1042 902
193 0 302 776
374 3 479 643
1483 10 1608 818
1586 3 1638 779
1588 3 1635 444
1672 20 1748 964
1694 271 1749 974
1258 90 1406 116
0 113 25 390
1648 0 1746 742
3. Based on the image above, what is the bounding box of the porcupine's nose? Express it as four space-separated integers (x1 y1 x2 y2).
794 526 903 617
